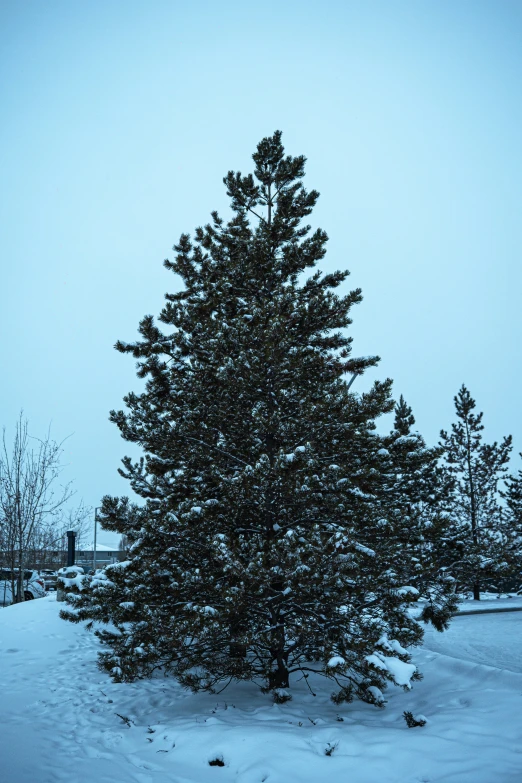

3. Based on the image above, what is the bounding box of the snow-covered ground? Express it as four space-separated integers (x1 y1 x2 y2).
1 596 521 783
455 592 522 613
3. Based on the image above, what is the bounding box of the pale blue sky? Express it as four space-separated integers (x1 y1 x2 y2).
1 1 521 547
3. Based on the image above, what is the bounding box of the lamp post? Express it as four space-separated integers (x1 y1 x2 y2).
94 507 101 572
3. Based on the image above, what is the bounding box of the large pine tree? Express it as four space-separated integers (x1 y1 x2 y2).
440 385 512 599
62 132 454 705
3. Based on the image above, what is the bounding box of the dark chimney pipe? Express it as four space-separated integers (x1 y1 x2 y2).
66 531 76 567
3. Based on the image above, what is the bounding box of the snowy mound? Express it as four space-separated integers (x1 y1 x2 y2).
1 596 522 782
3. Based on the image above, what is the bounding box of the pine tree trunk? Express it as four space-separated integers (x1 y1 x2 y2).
269 664 289 689
262 274 288 689
269 632 289 689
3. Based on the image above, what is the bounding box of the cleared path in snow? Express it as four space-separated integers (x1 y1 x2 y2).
422 611 522 673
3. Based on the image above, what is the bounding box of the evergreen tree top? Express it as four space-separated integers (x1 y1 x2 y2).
440 384 512 462
115 131 381 390
452 385 483 432
394 395 415 436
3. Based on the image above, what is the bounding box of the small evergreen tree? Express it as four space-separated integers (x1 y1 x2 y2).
502 454 522 583
504 455 522 527
62 132 454 705
440 385 512 599
377 395 457 627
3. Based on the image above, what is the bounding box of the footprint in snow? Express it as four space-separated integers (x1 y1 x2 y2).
126 754 163 772
101 731 124 749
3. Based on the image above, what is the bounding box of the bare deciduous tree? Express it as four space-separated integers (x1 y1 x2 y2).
28 502 92 570
0 413 81 601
